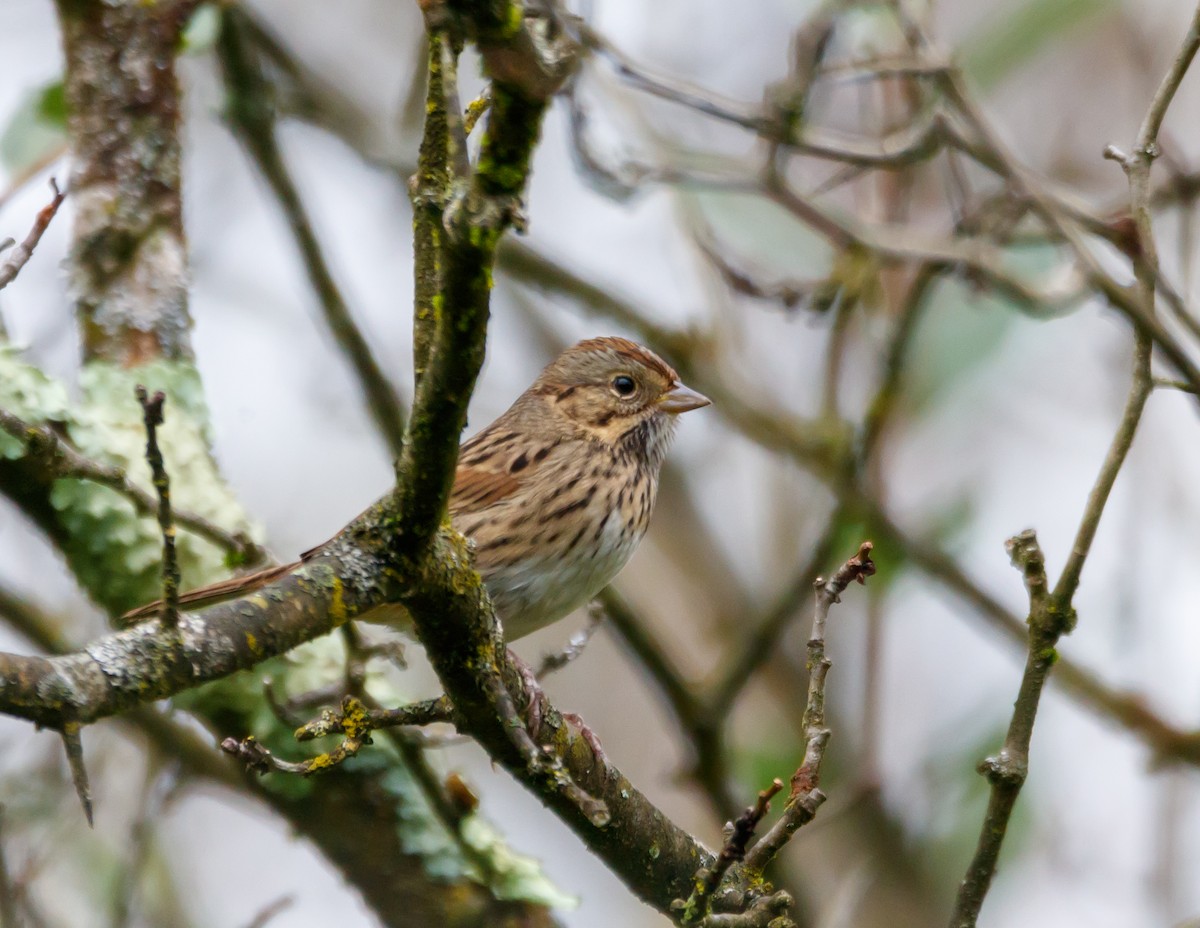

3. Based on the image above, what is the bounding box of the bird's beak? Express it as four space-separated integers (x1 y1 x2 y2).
657 381 711 414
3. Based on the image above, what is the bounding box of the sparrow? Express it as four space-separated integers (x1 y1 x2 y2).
124 336 710 638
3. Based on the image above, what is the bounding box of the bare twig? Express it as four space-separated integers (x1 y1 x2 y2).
1152 377 1198 394
134 386 180 627
742 542 876 873
676 779 784 925
0 406 266 566
221 735 334 777
1054 0 1200 607
695 230 818 312
0 178 65 293
949 12 1200 926
948 531 1067 928
536 600 605 678
241 895 295 928
573 21 772 136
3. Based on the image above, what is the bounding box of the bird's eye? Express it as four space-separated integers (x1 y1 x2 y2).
611 375 637 397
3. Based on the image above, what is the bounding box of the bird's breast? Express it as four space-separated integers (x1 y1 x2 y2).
459 455 657 639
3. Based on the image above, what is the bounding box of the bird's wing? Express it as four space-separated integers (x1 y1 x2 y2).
448 422 560 518
450 461 523 515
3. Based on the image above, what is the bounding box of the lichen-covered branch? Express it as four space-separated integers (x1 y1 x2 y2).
380 4 723 910
0 582 563 927
54 0 197 365
0 537 392 728
0 404 265 567
409 23 458 387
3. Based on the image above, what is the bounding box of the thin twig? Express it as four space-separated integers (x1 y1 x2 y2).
1053 0 1200 608
294 694 453 741
536 600 605 678
694 229 817 312
1152 377 1198 394
0 178 65 292
948 531 1068 928
742 542 875 874
948 13 1200 926
135 386 180 627
676 779 784 925
222 734 336 777
241 895 295 928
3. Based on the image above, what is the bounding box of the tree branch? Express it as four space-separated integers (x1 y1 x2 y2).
501 238 1200 773
948 531 1067 928
742 542 876 874
0 178 65 293
54 0 198 365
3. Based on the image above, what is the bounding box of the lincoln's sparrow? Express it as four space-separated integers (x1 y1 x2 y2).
124 336 710 637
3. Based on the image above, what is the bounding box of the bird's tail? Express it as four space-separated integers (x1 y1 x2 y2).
120 561 300 623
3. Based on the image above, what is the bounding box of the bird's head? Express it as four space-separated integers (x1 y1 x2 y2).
531 336 710 462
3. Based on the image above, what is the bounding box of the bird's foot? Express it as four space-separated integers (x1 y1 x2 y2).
507 648 608 769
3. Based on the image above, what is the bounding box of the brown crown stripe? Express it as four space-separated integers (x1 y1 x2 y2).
571 336 678 382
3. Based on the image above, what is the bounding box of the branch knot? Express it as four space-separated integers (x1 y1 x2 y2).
977 750 1027 787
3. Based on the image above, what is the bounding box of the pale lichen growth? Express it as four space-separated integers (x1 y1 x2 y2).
53 360 261 613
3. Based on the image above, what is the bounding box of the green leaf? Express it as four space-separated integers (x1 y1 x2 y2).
0 80 67 173
962 0 1118 90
